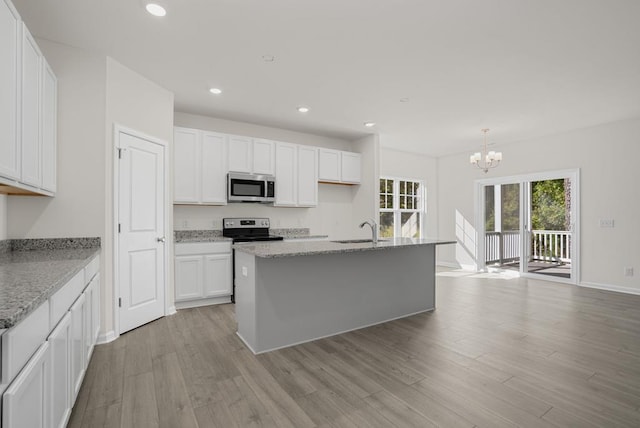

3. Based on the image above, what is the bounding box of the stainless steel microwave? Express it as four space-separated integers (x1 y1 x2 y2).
227 172 275 203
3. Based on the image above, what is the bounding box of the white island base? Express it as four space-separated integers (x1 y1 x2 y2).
234 244 437 354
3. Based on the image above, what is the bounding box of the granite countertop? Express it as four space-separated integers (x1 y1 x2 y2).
282 235 329 240
0 244 100 329
174 228 325 243
233 237 456 258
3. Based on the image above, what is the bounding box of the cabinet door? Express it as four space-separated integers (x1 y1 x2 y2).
274 142 297 207
84 279 98 363
69 293 86 400
0 0 20 180
201 132 227 204
2 342 51 428
227 135 252 173
252 139 275 175
21 23 42 188
175 255 203 301
91 273 101 344
203 254 232 297
297 146 318 207
40 59 57 192
341 152 361 183
318 148 341 182
174 127 201 203
49 312 71 428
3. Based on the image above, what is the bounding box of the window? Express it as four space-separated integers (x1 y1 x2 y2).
379 177 425 238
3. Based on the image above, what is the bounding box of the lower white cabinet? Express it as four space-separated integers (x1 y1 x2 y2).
48 312 71 428
175 242 232 308
2 342 51 428
69 292 86 400
1 259 99 428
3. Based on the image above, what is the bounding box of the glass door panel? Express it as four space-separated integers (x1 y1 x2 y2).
525 178 573 279
484 183 521 272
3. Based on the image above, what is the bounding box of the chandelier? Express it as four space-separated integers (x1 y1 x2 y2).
470 128 502 173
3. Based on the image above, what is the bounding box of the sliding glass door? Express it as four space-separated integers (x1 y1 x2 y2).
477 170 579 284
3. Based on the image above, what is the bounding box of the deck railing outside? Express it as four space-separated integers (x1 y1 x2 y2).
485 230 571 264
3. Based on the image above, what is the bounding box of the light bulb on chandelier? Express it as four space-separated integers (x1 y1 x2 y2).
470 128 502 173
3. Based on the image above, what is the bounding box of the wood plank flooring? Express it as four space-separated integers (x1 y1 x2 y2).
68 270 640 427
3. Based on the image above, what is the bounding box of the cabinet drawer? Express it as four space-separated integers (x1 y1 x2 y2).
1 302 50 383
49 270 84 331
84 255 99 284
175 241 231 256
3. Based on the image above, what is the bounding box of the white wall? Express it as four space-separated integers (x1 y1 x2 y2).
350 134 380 239
0 195 7 240
437 117 640 293
104 58 175 336
173 112 365 238
8 40 106 239
379 147 439 238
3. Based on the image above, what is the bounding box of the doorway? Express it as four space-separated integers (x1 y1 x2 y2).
114 126 168 334
477 170 579 283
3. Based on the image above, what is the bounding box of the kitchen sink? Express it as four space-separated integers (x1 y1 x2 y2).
331 239 389 244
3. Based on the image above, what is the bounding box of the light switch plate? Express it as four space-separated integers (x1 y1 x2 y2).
625 267 634 277
242 266 248 277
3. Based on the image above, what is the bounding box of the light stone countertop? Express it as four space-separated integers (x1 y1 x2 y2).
0 246 100 329
233 237 455 258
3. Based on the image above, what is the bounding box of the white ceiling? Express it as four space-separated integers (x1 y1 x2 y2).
12 0 640 156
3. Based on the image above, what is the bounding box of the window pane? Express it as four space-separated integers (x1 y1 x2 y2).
400 181 406 194
399 196 405 209
401 212 421 238
379 196 385 209
379 179 385 193
380 212 394 238
386 179 393 193
413 182 419 195
407 197 414 210
386 195 393 208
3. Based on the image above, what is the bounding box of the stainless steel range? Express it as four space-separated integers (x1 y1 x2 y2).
223 218 283 301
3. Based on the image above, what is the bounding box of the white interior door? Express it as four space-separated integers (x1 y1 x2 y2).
117 130 166 334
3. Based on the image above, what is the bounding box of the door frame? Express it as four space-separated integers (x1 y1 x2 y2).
474 168 580 285
112 124 170 337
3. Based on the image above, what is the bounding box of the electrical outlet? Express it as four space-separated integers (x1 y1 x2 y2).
212 219 220 229
182 220 188 229
599 218 614 228
624 267 634 277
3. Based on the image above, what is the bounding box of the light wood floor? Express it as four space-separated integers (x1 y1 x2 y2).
68 271 640 427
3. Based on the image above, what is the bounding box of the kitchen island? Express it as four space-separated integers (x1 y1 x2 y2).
233 238 454 354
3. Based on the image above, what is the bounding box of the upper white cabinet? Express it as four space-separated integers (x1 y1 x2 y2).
0 0 20 180
228 136 275 175
340 152 361 184
0 1 57 196
318 148 361 184
20 24 41 188
227 135 252 173
174 127 227 205
274 143 318 207
40 59 57 192
252 138 275 175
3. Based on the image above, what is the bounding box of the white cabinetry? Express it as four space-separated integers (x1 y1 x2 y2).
0 0 20 180
41 59 57 192
275 143 318 207
274 142 297 207
318 149 361 184
0 0 57 196
1 255 100 428
174 127 227 205
20 24 41 188
175 241 232 309
228 135 275 175
227 135 252 173
48 313 71 428
2 342 51 428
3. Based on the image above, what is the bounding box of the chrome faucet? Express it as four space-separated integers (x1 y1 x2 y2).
359 219 378 244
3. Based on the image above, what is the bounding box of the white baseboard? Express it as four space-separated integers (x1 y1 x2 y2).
167 305 177 315
97 330 117 344
175 295 231 310
579 281 640 296
437 261 461 269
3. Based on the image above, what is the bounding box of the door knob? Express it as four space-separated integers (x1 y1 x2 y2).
157 237 166 243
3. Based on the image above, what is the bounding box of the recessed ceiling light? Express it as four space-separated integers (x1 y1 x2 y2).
145 2 166 17
209 88 222 95
400 97 410 103
297 106 310 113
262 55 275 62
364 122 376 127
